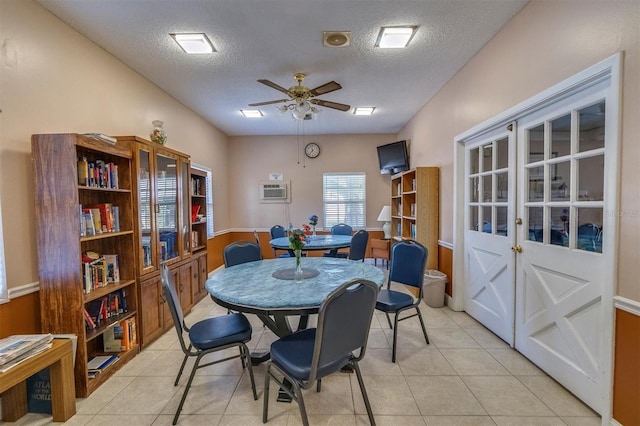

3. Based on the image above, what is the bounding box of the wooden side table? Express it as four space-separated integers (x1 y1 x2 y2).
371 239 390 268
0 339 76 422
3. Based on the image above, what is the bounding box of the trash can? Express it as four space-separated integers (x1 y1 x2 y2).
423 270 448 308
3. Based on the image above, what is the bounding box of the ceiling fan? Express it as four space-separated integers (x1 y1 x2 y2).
248 73 351 116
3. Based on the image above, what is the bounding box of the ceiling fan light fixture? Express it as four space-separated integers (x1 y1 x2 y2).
354 107 375 115
323 31 351 47
241 109 263 118
375 26 417 48
171 33 215 54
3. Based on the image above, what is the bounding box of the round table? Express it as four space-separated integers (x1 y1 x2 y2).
269 235 352 252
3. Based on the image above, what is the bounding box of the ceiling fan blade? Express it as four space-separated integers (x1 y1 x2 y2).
308 81 342 97
248 99 289 106
311 99 351 112
257 79 290 95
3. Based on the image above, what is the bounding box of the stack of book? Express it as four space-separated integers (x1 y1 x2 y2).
87 354 119 379
0 334 53 373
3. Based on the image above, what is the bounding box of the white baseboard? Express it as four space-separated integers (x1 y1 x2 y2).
614 296 640 316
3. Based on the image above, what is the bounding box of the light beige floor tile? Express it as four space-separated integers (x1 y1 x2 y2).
405 376 486 416
220 414 288 425
426 328 481 349
9 413 95 425
197 348 250 376
465 326 510 349
74 414 157 425
423 415 496 425
226 369 293 418
76 376 135 414
114 349 163 377
152 414 222 425
486 349 544 376
145 330 179 350
161 375 241 416
294 374 355 415
254 329 279 351
138 349 189 377
462 376 554 416
381 326 431 351
358 348 404 375
397 348 457 376
288 413 357 425
560 416 602 425
440 349 510 376
351 375 420 416
491 416 566 425
442 310 483 328
422 308 462 329
517 376 598 417
366 328 391 349
98 376 181 415
356 414 426 425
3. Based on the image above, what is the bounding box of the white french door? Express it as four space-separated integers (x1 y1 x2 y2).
464 126 517 345
459 54 620 416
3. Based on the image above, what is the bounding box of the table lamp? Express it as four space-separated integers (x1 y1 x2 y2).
377 205 392 239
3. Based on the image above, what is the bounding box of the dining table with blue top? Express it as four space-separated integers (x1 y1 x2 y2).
206 256 385 342
269 234 352 252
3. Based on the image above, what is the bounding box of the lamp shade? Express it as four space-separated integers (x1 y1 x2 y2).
377 205 391 222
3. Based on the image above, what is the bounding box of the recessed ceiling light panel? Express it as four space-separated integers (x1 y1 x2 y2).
241 109 263 118
375 26 417 48
171 33 215 54
354 107 375 115
323 31 351 47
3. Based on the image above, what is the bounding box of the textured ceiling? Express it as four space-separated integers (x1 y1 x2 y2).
37 0 528 136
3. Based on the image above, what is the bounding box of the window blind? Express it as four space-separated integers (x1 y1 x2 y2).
323 172 366 228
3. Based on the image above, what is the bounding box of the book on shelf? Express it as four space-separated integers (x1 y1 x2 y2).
191 230 199 248
103 254 120 283
83 308 96 329
87 354 119 372
81 208 96 236
111 206 120 232
103 323 127 352
79 158 119 189
87 203 113 233
191 204 200 222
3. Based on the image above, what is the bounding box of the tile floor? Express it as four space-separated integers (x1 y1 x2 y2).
12 269 600 426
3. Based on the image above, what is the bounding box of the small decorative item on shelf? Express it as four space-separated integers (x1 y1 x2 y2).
289 229 306 282
150 120 167 145
308 214 319 239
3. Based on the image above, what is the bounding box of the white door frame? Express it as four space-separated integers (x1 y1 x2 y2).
452 53 621 423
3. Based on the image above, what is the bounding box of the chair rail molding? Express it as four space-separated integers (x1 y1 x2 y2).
614 296 640 316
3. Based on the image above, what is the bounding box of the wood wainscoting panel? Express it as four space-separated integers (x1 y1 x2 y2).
613 307 640 425
0 292 41 338
208 234 231 272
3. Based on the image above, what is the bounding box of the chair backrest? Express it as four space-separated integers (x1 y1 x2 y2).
223 241 262 267
388 240 428 295
331 223 353 236
348 230 369 261
253 230 264 259
160 264 190 354
310 279 379 382
270 225 286 239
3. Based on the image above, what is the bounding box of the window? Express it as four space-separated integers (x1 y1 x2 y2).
323 172 366 228
0 200 7 301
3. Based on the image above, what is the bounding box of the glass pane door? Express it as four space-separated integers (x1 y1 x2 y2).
156 153 178 261
138 148 154 270
181 159 191 255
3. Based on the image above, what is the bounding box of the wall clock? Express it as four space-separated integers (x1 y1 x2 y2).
305 142 321 159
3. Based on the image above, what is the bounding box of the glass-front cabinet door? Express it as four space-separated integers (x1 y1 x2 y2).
180 158 191 256
156 151 179 263
137 147 155 273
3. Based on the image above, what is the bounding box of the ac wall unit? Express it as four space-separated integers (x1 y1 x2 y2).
260 180 290 203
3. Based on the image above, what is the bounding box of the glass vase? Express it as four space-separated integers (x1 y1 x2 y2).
294 249 303 282
312 226 317 239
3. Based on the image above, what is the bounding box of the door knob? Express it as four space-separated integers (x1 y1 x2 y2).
512 245 522 253
515 218 523 225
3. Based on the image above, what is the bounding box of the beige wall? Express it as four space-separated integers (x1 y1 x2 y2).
398 0 640 300
0 0 229 290
228 134 395 230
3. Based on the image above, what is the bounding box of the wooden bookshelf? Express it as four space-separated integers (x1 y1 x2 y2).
390 167 439 269
32 134 140 398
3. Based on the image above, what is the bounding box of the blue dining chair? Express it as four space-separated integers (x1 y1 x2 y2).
270 225 292 258
376 239 429 363
223 241 262 267
160 264 257 425
348 229 369 261
324 223 353 257
263 279 379 426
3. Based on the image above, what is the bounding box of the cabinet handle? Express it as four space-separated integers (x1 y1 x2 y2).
193 273 198 279
179 284 184 292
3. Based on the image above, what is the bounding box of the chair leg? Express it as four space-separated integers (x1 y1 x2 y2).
242 344 258 400
416 307 430 345
239 346 246 369
392 312 400 363
385 312 393 329
263 365 271 423
316 378 322 392
175 350 191 386
353 361 376 426
173 353 201 425
294 380 310 426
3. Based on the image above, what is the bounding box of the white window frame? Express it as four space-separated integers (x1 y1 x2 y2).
191 162 214 238
322 172 366 229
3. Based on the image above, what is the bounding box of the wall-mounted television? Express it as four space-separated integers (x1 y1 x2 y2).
377 140 409 174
